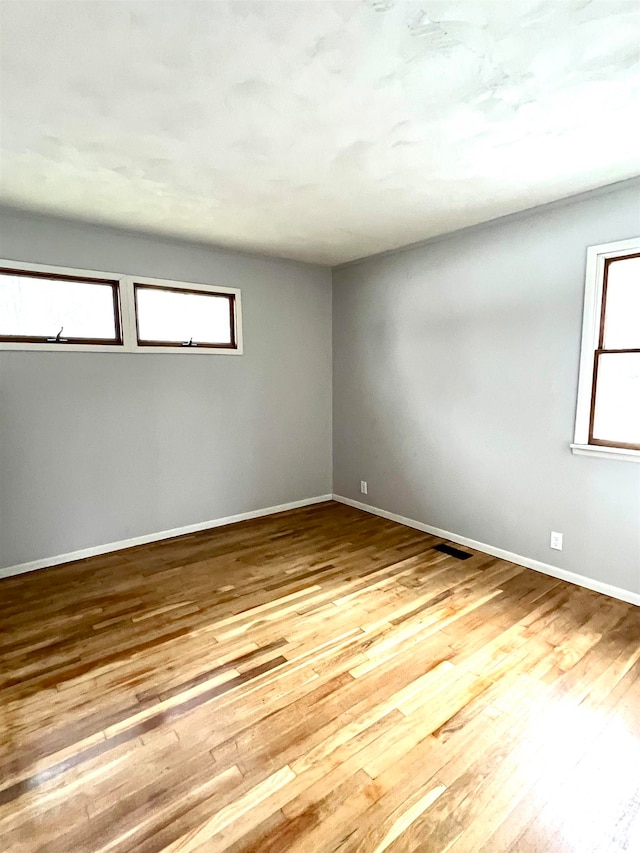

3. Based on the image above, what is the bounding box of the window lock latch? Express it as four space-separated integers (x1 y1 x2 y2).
181 337 197 347
47 327 68 343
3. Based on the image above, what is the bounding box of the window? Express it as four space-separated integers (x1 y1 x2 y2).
0 261 242 355
134 283 236 349
572 238 640 462
0 265 122 346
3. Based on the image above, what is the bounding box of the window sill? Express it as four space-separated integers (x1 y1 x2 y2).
571 444 640 463
0 342 243 355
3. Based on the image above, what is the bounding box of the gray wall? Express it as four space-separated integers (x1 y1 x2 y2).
333 183 640 596
0 209 332 568
3 184 639 595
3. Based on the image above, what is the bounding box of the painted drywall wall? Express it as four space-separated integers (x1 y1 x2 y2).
333 182 640 596
0 209 332 569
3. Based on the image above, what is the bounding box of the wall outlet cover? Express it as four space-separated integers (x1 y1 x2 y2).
550 531 563 551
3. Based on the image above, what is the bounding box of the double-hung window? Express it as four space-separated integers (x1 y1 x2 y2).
572 238 640 461
0 261 242 354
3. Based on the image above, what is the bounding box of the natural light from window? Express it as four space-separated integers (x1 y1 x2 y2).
602 255 640 349
591 253 640 448
0 272 119 341
135 286 233 346
592 353 640 445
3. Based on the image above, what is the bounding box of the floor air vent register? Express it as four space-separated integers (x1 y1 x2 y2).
433 543 473 560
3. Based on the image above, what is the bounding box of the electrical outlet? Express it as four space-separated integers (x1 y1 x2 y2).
360 481 368 495
550 531 563 551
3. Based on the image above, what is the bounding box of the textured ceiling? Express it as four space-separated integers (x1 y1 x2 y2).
0 0 639 265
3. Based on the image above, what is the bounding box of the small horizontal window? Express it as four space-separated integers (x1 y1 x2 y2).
0 261 242 355
134 284 236 349
0 267 122 345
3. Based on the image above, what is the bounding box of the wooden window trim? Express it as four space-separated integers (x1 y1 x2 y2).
0 265 123 346
133 283 238 350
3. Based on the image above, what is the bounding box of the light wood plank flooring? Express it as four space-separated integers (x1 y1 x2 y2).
1 501 639 852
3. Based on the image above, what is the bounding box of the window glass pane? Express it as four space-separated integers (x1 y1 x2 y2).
0 272 118 341
592 352 640 445
136 287 233 345
603 255 640 349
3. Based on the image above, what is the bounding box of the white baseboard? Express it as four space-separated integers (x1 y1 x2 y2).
0 495 333 580
5 493 638 608
333 494 640 607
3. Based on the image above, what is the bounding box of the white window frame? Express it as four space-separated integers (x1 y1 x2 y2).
571 237 640 463
0 260 243 355
127 275 243 355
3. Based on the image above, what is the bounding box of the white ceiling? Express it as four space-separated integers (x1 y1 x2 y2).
0 1 638 266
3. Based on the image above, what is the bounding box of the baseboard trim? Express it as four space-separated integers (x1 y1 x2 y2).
333 494 640 607
0 495 333 580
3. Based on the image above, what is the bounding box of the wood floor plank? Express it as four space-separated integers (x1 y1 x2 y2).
1 500 638 852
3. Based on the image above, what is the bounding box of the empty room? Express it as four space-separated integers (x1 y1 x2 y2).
1 1 639 851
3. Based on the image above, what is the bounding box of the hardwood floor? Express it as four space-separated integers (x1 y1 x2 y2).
1 500 639 853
